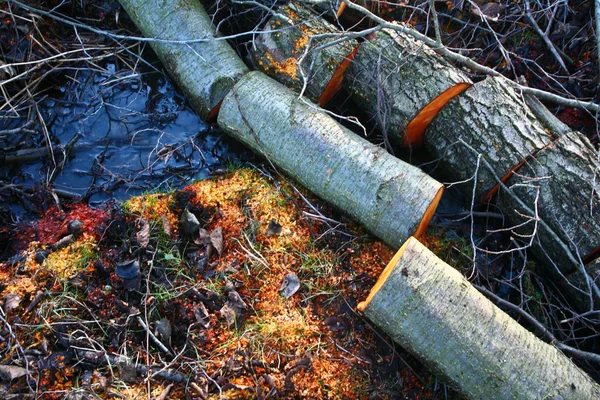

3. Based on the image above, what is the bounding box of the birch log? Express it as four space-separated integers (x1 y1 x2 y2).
218 71 443 248
118 0 249 119
425 76 554 201
345 28 472 148
248 3 357 105
358 236 600 399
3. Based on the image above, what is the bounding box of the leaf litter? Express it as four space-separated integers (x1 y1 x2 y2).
0 168 443 399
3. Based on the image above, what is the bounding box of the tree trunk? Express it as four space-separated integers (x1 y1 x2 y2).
425 76 554 201
118 0 249 119
345 28 472 148
358 236 600 399
218 71 443 248
248 3 357 105
496 131 600 309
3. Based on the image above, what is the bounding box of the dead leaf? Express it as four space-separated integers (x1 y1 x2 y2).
210 227 223 256
180 208 200 234
3 293 22 313
161 214 171 236
279 273 300 299
136 218 150 248
220 290 247 328
0 364 28 381
154 318 172 347
220 303 237 328
193 301 211 328
267 219 282 236
195 228 211 246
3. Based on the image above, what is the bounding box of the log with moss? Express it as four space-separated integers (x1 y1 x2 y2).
345 28 472 148
358 236 600 399
425 75 554 201
248 3 357 105
118 0 249 119
218 71 443 248
496 131 600 308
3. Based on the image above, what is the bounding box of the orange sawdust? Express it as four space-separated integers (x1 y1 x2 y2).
1 168 439 399
263 52 299 80
123 192 178 234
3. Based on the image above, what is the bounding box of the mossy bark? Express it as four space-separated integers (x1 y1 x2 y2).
218 71 443 249
248 3 357 103
359 237 600 399
497 131 600 310
425 76 554 200
118 0 249 119
345 28 472 148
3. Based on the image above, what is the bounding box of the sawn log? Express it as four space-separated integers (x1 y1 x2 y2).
359 236 600 399
218 71 443 248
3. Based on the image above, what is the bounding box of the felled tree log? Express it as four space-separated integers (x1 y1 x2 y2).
358 236 600 399
425 76 554 201
248 3 357 105
496 131 600 307
218 71 443 248
345 28 472 148
118 0 249 119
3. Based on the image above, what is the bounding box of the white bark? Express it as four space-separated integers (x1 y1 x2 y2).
359 237 600 399
218 71 443 248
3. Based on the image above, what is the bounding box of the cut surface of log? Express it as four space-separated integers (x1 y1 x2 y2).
425 76 554 200
119 0 248 119
218 71 443 248
345 28 472 148
498 131 600 277
359 236 600 399
249 3 357 104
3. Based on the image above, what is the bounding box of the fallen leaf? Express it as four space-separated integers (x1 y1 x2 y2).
155 318 172 347
3 293 22 313
161 214 171 236
279 273 300 299
210 227 224 256
180 208 200 234
267 219 282 236
0 364 28 381
136 218 150 248
220 290 247 328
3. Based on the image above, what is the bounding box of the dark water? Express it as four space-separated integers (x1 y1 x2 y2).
0 61 248 211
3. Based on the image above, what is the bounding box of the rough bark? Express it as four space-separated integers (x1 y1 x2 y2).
358 236 600 400
345 28 472 148
425 76 554 200
218 71 443 249
118 0 248 119
497 131 600 306
248 3 357 104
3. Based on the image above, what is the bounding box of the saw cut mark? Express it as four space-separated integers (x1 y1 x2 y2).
481 138 557 203
318 45 359 106
414 185 444 239
206 99 223 122
357 237 414 312
403 82 472 149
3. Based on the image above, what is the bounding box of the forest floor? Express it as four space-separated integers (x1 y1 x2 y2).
1 0 600 399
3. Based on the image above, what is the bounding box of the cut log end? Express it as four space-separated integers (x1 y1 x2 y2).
206 99 223 122
318 46 359 106
414 185 444 239
403 82 472 149
336 2 347 17
357 237 415 312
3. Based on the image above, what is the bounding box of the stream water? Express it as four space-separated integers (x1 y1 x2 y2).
0 60 248 214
